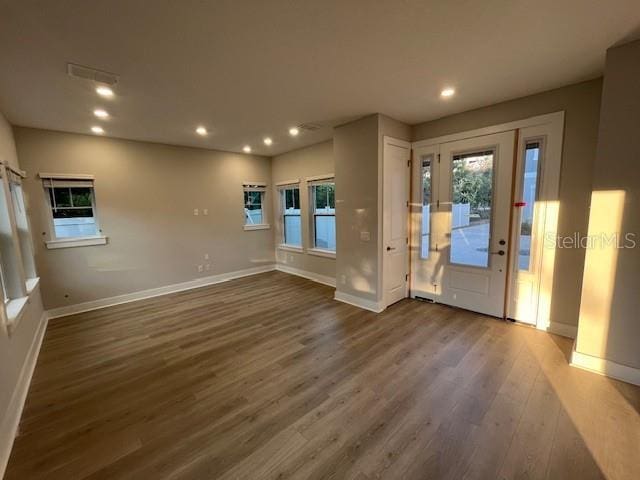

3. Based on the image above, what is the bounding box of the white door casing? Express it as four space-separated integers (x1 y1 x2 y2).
410 112 564 330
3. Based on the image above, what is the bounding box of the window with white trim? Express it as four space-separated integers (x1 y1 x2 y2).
243 183 269 230
40 174 106 249
279 184 301 247
310 180 336 251
9 172 36 281
0 164 39 332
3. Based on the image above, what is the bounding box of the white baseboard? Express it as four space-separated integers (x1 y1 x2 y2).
0 311 48 478
46 264 276 319
545 322 578 339
334 291 385 313
571 347 640 386
275 264 336 288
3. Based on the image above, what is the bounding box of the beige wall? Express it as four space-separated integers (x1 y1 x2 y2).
14 127 275 310
413 79 603 328
335 115 380 302
271 141 335 281
0 112 45 463
577 40 640 369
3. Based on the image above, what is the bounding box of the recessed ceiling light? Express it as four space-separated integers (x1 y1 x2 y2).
289 127 299 137
263 137 273 146
91 126 104 134
440 87 455 98
93 109 109 119
243 145 252 153
196 126 208 136
96 86 114 98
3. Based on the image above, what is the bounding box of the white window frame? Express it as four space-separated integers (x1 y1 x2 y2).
308 175 336 258
243 182 270 231
40 173 107 249
276 180 303 251
0 163 40 334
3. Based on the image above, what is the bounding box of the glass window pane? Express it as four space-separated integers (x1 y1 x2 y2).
70 187 93 207
450 151 493 267
313 183 335 212
282 187 301 245
421 156 432 259
53 187 72 207
284 215 301 246
244 191 263 225
314 215 336 251
518 143 540 271
53 210 97 238
52 207 94 218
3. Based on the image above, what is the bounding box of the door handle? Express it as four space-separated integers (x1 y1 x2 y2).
490 250 505 256
386 246 396 251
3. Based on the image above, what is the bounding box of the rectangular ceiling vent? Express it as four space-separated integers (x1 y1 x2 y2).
298 122 323 132
67 63 119 86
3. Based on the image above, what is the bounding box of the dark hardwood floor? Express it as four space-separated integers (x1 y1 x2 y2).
5 271 640 479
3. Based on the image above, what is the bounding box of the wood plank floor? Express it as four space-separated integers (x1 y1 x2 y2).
6 271 640 479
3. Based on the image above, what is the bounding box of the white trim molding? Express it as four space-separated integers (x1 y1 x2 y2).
571 347 640 387
412 112 565 149
307 248 336 259
544 322 578 339
275 264 336 288
277 244 304 253
38 172 94 180
334 291 385 313
0 311 48 478
305 173 335 183
275 178 300 187
45 235 108 249
243 224 270 231
46 264 276 319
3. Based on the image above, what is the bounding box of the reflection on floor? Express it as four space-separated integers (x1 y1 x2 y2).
6 271 640 479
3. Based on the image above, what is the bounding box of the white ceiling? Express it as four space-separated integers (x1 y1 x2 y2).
1 0 639 156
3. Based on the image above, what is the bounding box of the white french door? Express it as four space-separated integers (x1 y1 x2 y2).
411 131 515 317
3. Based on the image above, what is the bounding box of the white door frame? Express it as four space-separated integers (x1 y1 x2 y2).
381 136 411 309
411 112 565 332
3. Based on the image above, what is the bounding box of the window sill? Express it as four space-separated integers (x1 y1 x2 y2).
308 248 336 259
244 224 270 231
6 277 39 334
278 244 304 253
46 235 108 249
26 277 39 294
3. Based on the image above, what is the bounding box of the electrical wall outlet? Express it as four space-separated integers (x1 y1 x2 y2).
204 253 209 260
197 265 203 272
193 208 199 216
203 209 209 216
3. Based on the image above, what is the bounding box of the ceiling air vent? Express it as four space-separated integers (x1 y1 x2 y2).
298 122 323 132
67 63 119 86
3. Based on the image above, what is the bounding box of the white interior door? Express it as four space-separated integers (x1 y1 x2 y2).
383 137 410 308
412 131 515 317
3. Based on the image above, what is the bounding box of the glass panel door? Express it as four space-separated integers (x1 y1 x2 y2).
450 150 495 268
